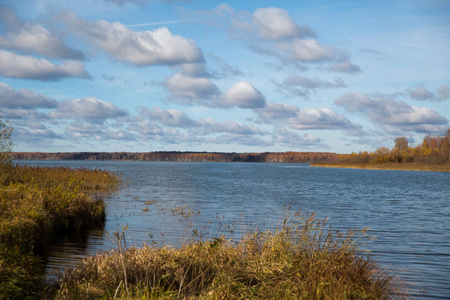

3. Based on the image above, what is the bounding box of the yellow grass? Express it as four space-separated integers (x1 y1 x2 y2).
310 162 450 172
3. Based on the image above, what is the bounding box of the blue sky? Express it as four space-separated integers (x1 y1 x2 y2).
0 0 449 153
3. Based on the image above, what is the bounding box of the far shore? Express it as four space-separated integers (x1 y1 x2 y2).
310 162 450 172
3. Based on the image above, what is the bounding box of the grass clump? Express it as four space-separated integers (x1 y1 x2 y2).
54 211 407 299
0 164 120 299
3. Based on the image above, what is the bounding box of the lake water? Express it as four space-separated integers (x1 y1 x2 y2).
15 160 450 299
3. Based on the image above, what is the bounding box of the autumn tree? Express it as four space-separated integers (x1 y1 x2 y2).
0 119 13 166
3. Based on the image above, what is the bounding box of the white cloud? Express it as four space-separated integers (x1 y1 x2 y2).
221 81 266 108
0 82 57 109
437 85 450 100
277 39 336 62
164 73 220 102
329 61 361 73
196 5 358 69
287 107 359 131
0 50 89 81
252 7 315 40
255 101 299 123
409 86 435 101
50 97 128 121
63 12 204 66
138 106 198 127
273 127 322 148
197 118 263 135
335 92 448 133
66 121 103 138
0 5 83 59
276 75 346 97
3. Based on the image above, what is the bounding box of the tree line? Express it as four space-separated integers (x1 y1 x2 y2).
11 151 340 163
338 128 450 165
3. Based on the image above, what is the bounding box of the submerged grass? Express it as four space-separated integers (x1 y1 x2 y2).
0 164 120 299
54 210 407 299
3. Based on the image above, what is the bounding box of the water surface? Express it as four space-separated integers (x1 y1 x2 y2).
16 160 450 299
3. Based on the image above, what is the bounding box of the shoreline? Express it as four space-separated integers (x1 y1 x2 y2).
309 162 450 172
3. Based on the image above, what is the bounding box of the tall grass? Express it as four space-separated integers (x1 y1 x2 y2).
0 164 120 299
54 210 407 299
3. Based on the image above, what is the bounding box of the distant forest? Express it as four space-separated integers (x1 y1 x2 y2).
11 151 339 163
11 129 449 165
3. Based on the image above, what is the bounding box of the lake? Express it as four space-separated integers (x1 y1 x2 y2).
15 160 450 299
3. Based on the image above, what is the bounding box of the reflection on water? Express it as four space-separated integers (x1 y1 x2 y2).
16 160 450 299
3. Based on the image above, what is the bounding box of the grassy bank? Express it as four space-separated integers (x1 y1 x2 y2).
0 164 119 299
310 162 450 172
53 212 407 299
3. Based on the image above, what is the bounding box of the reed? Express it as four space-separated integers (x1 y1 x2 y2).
310 161 450 172
54 210 408 299
0 164 120 299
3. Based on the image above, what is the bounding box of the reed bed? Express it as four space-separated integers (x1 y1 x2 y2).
310 162 450 172
54 211 407 299
0 164 120 299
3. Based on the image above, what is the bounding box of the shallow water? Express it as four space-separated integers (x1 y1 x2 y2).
16 160 450 299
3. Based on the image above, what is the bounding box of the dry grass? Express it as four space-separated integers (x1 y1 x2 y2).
54 211 408 299
310 162 450 172
0 164 120 299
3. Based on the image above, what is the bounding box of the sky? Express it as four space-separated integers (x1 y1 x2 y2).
0 0 449 153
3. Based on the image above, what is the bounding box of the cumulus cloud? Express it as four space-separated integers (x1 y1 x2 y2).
287 107 359 131
437 84 450 100
254 101 361 135
196 118 263 135
0 82 57 109
164 73 220 103
437 85 450 100
220 81 266 108
409 86 435 101
0 50 90 81
12 127 59 143
66 121 103 138
0 5 84 59
277 39 337 62
335 92 448 133
275 75 346 97
50 97 128 122
255 102 299 123
329 61 361 73
252 7 315 40
62 12 203 66
138 106 198 127
198 5 359 70
273 126 322 148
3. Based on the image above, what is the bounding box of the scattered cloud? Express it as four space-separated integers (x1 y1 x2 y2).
164 73 220 103
329 61 361 73
409 86 435 101
61 12 204 66
252 7 316 40
49 97 128 122
220 81 266 109
0 5 84 60
197 5 360 71
0 82 57 109
275 75 346 98
196 118 263 135
335 92 449 133
273 126 323 148
138 106 198 127
437 85 450 100
0 50 90 81
255 102 299 123
287 107 360 132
